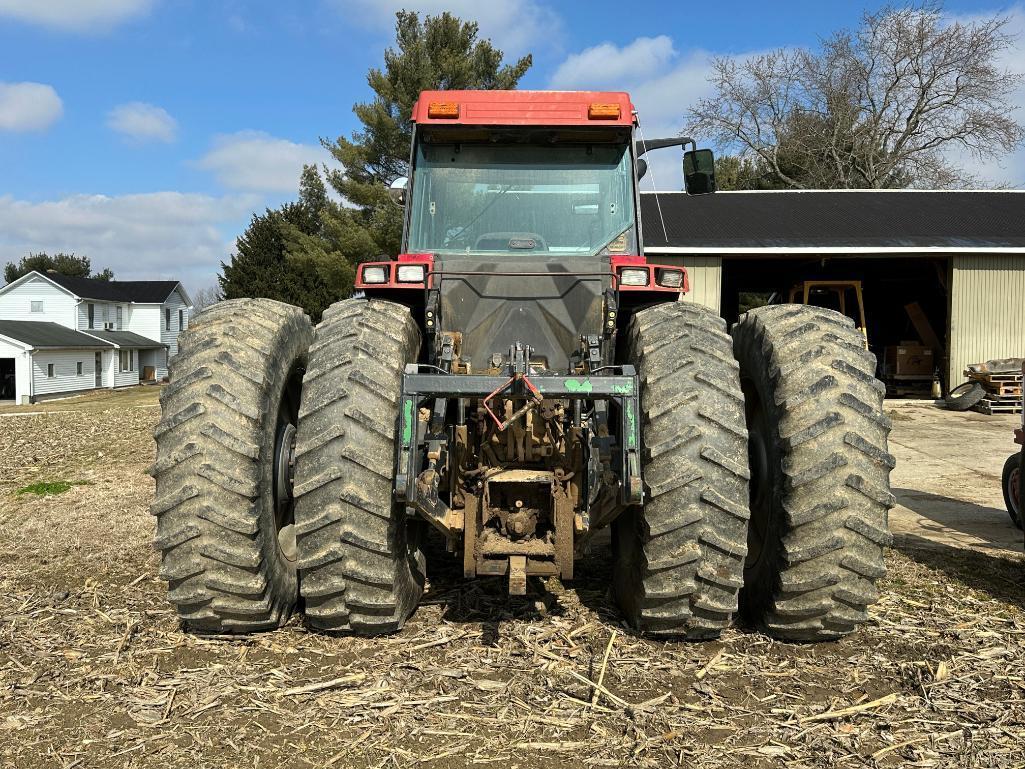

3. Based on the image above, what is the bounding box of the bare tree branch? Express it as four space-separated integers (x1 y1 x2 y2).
689 2 1025 189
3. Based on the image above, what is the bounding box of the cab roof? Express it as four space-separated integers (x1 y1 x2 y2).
411 90 635 128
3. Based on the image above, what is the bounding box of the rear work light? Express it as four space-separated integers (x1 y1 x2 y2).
588 103 621 120
656 268 684 288
396 264 426 283
361 265 388 284
619 268 649 287
428 101 459 119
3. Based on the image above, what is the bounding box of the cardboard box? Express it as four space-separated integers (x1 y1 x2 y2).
884 344 934 378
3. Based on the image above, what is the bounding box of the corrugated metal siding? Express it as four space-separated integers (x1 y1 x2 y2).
646 253 722 312
32 350 98 396
948 254 1025 386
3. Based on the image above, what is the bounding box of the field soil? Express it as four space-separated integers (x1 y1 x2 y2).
1 387 1023 768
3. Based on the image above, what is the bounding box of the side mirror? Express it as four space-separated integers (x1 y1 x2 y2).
635 158 648 181
388 176 408 206
683 149 716 195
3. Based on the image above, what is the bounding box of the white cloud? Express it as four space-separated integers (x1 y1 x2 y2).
196 131 331 193
549 38 718 190
550 36 676 90
0 192 258 291
0 0 154 32
325 0 559 56
0 82 63 132
107 102 178 143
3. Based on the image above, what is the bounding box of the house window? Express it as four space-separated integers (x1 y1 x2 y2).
47 363 54 378
178 309 184 330
119 350 134 372
77 362 83 376
116 306 123 330
88 303 95 328
31 301 43 313
165 308 171 330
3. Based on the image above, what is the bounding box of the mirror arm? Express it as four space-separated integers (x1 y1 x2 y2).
634 137 696 156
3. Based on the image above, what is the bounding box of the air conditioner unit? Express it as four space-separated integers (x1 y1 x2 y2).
104 322 115 331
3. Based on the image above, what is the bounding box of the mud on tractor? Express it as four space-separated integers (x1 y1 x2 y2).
153 90 895 641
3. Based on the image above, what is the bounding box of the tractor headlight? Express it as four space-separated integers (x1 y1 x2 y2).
361 265 388 284
396 264 426 283
619 268 649 287
656 268 684 288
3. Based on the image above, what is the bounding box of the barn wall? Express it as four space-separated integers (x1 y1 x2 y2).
647 253 722 312
948 254 1025 386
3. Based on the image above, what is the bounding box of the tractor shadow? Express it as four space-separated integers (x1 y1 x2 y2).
891 487 1025 611
421 530 624 642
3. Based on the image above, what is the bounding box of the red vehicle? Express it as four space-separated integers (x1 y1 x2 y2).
1002 362 1024 531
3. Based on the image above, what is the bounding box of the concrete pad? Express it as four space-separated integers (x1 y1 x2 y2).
887 403 1023 554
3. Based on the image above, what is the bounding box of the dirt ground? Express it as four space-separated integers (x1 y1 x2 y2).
1 387 1023 769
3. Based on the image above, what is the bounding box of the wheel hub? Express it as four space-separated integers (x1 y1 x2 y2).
273 421 298 561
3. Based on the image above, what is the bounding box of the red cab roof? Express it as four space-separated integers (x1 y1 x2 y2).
412 90 635 127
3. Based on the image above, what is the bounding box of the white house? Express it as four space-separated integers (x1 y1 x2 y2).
0 270 193 403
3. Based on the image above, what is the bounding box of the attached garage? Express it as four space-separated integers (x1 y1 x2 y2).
641 190 1025 391
0 320 114 404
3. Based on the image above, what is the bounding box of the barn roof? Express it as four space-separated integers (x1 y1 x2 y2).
640 190 1025 252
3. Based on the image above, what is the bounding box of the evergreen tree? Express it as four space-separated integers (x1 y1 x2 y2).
219 178 350 323
306 11 532 278
4 252 114 284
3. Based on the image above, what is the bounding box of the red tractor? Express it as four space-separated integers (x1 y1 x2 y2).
1001 361 1024 531
153 90 894 641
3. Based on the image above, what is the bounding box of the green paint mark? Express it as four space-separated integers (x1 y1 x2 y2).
564 378 593 393
626 402 638 449
401 398 414 445
612 381 633 395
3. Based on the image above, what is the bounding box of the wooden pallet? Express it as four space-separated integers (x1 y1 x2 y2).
974 399 1023 415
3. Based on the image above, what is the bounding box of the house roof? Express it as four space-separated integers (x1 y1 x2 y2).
82 329 166 348
0 320 114 349
37 272 184 303
640 190 1025 252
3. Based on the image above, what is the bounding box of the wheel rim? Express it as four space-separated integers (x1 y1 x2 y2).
1010 466 1021 515
272 365 303 562
743 378 773 570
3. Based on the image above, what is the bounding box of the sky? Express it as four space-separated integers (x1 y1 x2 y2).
1 0 1023 295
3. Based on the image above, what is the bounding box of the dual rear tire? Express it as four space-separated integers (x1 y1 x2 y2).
615 302 894 641
154 299 894 641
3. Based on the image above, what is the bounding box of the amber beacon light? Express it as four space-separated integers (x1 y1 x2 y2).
428 101 460 119
588 103 621 119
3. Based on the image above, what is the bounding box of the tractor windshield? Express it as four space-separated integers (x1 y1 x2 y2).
406 142 636 257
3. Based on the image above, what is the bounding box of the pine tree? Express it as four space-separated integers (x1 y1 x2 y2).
303 11 532 282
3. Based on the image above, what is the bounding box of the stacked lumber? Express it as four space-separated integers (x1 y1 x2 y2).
966 369 1023 415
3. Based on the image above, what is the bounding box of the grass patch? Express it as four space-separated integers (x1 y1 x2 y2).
16 480 90 496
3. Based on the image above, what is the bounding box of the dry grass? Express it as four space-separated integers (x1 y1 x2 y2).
1 387 1024 768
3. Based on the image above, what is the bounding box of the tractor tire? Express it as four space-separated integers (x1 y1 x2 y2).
732 305 894 641
292 298 425 635
612 302 750 639
1002 452 1022 529
152 299 313 632
945 382 986 411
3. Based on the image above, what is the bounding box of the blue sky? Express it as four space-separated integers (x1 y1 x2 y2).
1 0 1023 293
